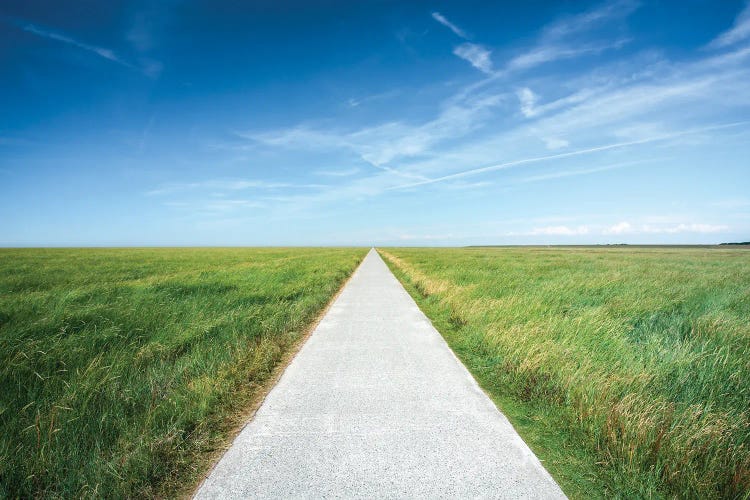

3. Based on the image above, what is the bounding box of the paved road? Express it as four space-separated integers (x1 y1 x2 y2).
195 249 565 499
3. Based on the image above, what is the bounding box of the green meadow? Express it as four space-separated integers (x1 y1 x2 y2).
380 247 749 499
0 247 366 498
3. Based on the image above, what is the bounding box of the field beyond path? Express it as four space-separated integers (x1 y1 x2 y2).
196 249 564 498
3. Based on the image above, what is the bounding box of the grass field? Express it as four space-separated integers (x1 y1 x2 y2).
0 247 365 498
380 247 749 499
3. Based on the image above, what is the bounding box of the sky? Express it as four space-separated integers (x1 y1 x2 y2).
1 0 749 246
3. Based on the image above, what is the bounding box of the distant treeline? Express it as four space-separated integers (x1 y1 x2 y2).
719 242 750 245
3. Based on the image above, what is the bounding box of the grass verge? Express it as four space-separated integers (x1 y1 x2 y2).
379 247 749 499
0 247 366 498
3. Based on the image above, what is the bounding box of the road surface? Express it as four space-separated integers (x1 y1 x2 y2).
195 249 565 499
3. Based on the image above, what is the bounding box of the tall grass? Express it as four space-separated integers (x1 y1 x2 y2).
0 247 365 498
380 247 749 499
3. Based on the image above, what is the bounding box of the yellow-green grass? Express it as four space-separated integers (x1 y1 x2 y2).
0 247 366 498
380 247 749 499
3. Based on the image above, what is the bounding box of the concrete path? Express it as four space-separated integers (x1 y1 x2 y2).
195 249 565 499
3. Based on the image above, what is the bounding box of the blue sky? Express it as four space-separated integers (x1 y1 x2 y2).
1 0 749 246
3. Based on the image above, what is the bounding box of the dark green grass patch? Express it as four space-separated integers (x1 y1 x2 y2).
380 247 749 499
0 247 366 498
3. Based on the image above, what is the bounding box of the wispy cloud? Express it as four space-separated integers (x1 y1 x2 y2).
541 0 639 39
217 0 750 215
245 91 505 173
20 21 161 77
242 124 431 179
398 232 458 241
163 198 266 216
441 5 641 109
127 12 155 52
314 167 361 177
438 0 636 100
240 0 679 198
453 43 493 73
147 179 327 196
23 23 133 68
518 159 651 184
201 199 265 212
431 12 468 39
346 90 399 108
507 39 630 73
504 0 637 73
708 2 750 48
441 0 637 83
517 87 538 117
528 225 591 236
390 121 750 190
125 4 170 78
140 60 163 78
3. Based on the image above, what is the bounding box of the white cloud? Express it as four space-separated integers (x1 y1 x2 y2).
529 225 590 236
431 12 468 39
517 87 538 117
453 43 493 74
604 221 633 234
708 2 750 48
